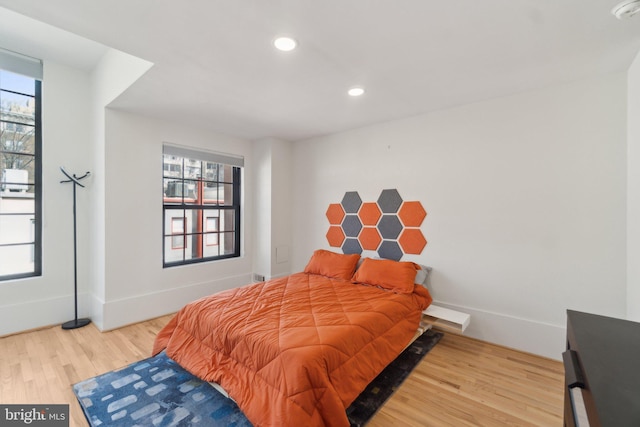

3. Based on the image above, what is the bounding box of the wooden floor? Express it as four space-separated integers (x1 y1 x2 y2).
0 316 564 427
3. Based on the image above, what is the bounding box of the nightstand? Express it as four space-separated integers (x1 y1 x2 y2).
421 304 470 334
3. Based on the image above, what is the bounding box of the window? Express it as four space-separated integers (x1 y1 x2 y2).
162 144 243 267
0 49 42 281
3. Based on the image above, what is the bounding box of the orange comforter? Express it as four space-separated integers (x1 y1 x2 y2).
153 272 432 427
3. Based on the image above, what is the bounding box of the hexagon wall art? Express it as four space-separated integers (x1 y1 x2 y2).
326 226 345 247
325 189 428 261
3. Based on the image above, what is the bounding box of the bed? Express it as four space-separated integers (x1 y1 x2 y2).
153 249 432 427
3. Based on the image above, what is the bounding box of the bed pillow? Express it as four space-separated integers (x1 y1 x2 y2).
304 249 361 280
352 258 419 294
414 264 432 285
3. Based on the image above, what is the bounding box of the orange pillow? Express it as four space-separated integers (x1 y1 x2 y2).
352 258 419 294
303 249 361 280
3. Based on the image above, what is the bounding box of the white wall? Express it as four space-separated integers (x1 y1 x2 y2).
291 73 628 359
100 109 255 330
270 139 293 278
253 138 293 280
253 139 272 280
88 48 152 328
0 60 93 336
628 51 640 322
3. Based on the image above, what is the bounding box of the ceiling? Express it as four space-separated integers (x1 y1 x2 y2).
1 0 639 142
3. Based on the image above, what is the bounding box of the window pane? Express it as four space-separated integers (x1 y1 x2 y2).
203 234 220 257
205 215 219 232
222 183 234 205
164 179 197 201
0 244 34 276
204 162 218 181
183 209 199 234
221 232 235 255
0 70 35 96
164 236 185 263
172 217 185 233
203 182 218 203
1 90 35 125
162 155 182 178
164 209 185 236
222 209 235 232
183 158 201 179
204 231 219 247
204 215 219 248
171 233 185 250
183 180 198 201
163 178 181 200
219 164 233 183
217 184 227 205
1 157 35 192
163 179 196 201
169 216 185 250
1 122 35 155
0 212 35 244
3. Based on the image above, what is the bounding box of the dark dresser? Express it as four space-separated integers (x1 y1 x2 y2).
563 310 640 427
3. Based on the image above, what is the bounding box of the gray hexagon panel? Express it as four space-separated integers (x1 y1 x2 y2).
342 238 363 255
378 215 403 239
377 240 403 261
342 215 363 238
377 189 403 213
341 191 362 214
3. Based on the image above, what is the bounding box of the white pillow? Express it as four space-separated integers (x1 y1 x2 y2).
414 264 432 285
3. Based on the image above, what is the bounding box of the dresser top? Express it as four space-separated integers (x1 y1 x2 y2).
567 310 640 426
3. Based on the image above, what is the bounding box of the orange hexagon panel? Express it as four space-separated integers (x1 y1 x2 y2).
398 228 427 255
326 203 345 225
398 201 427 227
358 202 382 226
358 227 382 251
326 226 345 247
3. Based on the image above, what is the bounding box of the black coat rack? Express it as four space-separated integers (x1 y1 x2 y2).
60 167 91 330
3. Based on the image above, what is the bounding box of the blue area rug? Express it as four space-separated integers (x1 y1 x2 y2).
73 330 442 426
73 351 251 427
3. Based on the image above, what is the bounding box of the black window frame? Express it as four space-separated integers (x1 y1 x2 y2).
162 148 242 267
0 72 42 281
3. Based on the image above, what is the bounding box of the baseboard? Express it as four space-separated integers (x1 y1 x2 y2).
99 273 253 331
0 292 92 337
89 293 105 330
433 301 566 360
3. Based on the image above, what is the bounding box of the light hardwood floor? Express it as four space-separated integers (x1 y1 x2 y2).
0 316 564 426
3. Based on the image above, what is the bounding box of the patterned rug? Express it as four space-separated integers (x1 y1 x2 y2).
73 330 442 427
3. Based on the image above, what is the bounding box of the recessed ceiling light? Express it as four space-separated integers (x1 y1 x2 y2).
273 36 297 52
348 87 365 97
